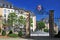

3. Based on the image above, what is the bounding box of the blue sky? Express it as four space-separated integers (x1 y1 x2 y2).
6 0 60 30
7 0 60 21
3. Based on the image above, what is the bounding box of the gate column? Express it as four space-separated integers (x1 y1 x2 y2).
49 10 54 37
25 11 30 37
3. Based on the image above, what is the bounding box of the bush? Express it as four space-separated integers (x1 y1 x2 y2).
44 29 49 32
8 30 13 34
8 34 18 38
18 31 23 37
2 30 6 36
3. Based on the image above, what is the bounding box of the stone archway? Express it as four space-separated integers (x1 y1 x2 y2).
25 11 30 37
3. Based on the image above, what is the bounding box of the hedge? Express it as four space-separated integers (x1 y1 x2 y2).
8 34 18 38
2 30 6 36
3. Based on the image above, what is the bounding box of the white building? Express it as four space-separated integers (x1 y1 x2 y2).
0 0 36 32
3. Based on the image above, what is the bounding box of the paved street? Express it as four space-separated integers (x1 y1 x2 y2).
30 30 49 36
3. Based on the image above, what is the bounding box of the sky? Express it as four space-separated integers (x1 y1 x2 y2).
7 0 60 21
6 0 60 30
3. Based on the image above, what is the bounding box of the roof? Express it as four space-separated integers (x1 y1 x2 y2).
0 0 36 16
0 0 12 5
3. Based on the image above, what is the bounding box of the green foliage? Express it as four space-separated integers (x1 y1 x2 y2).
30 18 33 27
8 34 18 38
30 18 33 23
18 16 26 25
30 24 33 27
3 23 8 26
8 30 13 34
20 16 24 19
44 29 49 32
37 21 45 30
18 31 23 37
2 30 6 36
8 13 17 26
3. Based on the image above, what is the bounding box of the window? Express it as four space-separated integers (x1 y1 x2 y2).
16 10 18 13
8 5 10 8
12 5 13 8
21 11 24 14
10 5 11 8
6 5 8 8
8 10 10 13
11 10 13 12
4 9 6 13
4 14 6 17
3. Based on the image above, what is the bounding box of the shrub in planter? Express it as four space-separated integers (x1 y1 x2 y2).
18 31 23 37
8 30 13 34
2 30 6 36
44 29 49 32
8 34 18 38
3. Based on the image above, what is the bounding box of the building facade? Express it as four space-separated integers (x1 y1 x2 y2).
0 0 36 35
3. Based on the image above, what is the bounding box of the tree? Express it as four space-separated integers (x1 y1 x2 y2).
18 16 26 26
37 21 45 31
18 31 23 37
8 13 17 26
2 30 6 36
30 18 33 27
8 13 17 32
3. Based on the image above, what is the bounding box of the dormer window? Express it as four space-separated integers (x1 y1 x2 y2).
21 11 24 14
0 3 3 7
3 4 6 7
8 5 10 8
10 5 12 8
12 5 13 8
6 5 8 8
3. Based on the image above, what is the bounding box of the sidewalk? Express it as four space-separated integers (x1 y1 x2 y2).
0 38 33 40
0 36 33 40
